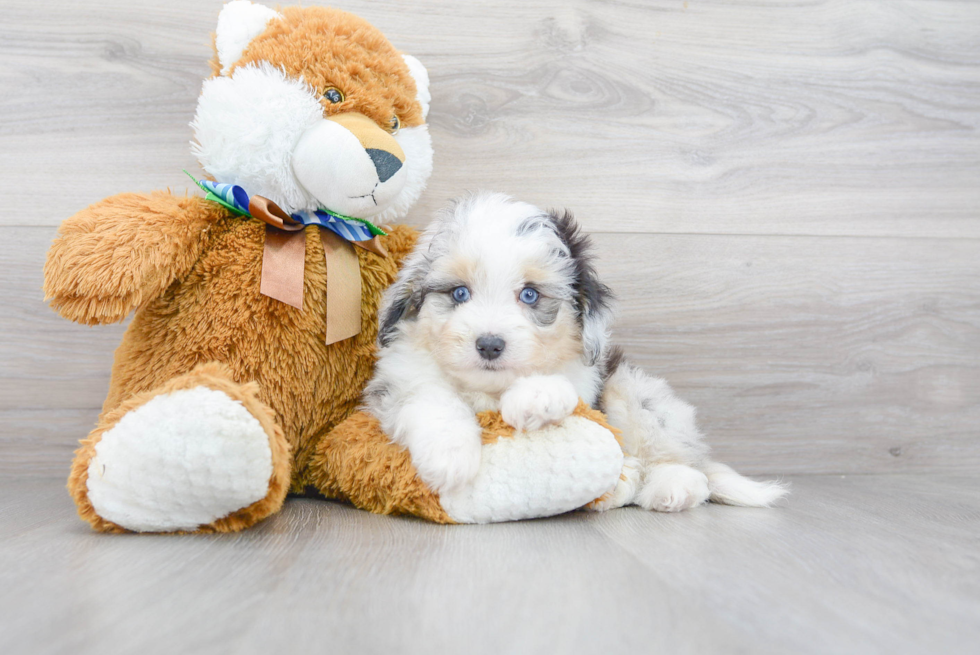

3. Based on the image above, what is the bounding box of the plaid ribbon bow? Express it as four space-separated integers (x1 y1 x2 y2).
186 171 388 345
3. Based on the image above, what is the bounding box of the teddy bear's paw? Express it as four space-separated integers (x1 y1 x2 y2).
500 374 578 432
635 463 711 513
86 386 274 532
585 455 642 512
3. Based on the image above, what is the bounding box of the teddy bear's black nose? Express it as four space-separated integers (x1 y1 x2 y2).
366 148 403 183
475 334 506 361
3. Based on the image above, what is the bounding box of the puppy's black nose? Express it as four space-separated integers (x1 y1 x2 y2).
365 148 403 183
475 334 506 361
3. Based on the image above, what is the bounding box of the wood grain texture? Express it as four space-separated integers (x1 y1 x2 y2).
4 227 978 475
1 0 979 235
597 232 980 474
2 474 980 655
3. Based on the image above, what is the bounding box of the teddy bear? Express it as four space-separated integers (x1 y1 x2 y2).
43 1 629 532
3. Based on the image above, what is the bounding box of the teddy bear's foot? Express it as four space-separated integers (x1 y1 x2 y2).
584 455 642 512
70 362 291 533
87 387 271 532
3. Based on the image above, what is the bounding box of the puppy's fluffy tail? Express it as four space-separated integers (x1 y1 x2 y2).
702 461 789 507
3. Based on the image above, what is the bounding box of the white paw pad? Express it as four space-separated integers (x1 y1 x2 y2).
87 387 273 532
637 464 710 513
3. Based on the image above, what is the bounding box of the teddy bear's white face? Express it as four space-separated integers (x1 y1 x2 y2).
190 1 433 222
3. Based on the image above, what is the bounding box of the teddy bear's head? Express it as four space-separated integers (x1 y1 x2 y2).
192 1 433 222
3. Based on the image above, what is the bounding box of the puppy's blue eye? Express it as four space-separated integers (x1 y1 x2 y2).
519 287 539 304
451 286 471 303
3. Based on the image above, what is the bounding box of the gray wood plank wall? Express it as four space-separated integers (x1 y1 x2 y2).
1 0 978 476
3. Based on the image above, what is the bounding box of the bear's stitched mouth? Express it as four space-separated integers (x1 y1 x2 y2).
349 188 378 206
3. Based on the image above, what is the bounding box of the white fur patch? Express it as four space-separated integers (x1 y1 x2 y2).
401 54 431 118
291 119 402 218
374 124 433 223
86 387 273 532
499 374 578 432
702 461 789 507
635 463 710 513
439 416 623 523
215 1 282 75
586 455 641 512
192 62 323 214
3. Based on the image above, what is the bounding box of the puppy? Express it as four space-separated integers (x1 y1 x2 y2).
365 192 787 511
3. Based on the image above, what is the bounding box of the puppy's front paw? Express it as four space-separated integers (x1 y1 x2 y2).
409 426 482 494
636 464 710 512
500 375 578 432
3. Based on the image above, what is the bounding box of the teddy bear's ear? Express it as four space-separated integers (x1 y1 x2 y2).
401 55 431 119
215 1 283 76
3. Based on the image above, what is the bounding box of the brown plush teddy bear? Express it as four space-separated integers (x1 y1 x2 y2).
43 1 627 532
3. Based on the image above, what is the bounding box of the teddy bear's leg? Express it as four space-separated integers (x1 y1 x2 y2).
68 362 291 533
585 455 642 512
299 412 456 523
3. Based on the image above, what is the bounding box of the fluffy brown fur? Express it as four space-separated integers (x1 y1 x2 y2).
43 192 225 325
306 410 454 524
211 6 424 130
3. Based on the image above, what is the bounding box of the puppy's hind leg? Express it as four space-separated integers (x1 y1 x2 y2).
601 360 788 511
601 362 709 512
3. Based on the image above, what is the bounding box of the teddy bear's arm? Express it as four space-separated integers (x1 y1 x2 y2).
43 191 225 325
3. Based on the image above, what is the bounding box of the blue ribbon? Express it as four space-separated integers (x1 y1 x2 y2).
184 171 386 242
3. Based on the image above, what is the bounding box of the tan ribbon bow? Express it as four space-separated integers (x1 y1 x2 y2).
249 195 387 345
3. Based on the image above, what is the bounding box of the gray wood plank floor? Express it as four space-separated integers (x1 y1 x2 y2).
2 474 979 655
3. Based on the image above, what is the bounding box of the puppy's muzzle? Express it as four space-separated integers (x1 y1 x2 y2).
475 334 506 361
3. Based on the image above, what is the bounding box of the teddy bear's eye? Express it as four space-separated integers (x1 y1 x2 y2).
389 115 400 134
323 87 345 104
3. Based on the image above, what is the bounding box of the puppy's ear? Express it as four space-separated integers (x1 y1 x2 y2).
377 254 428 347
548 209 615 366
